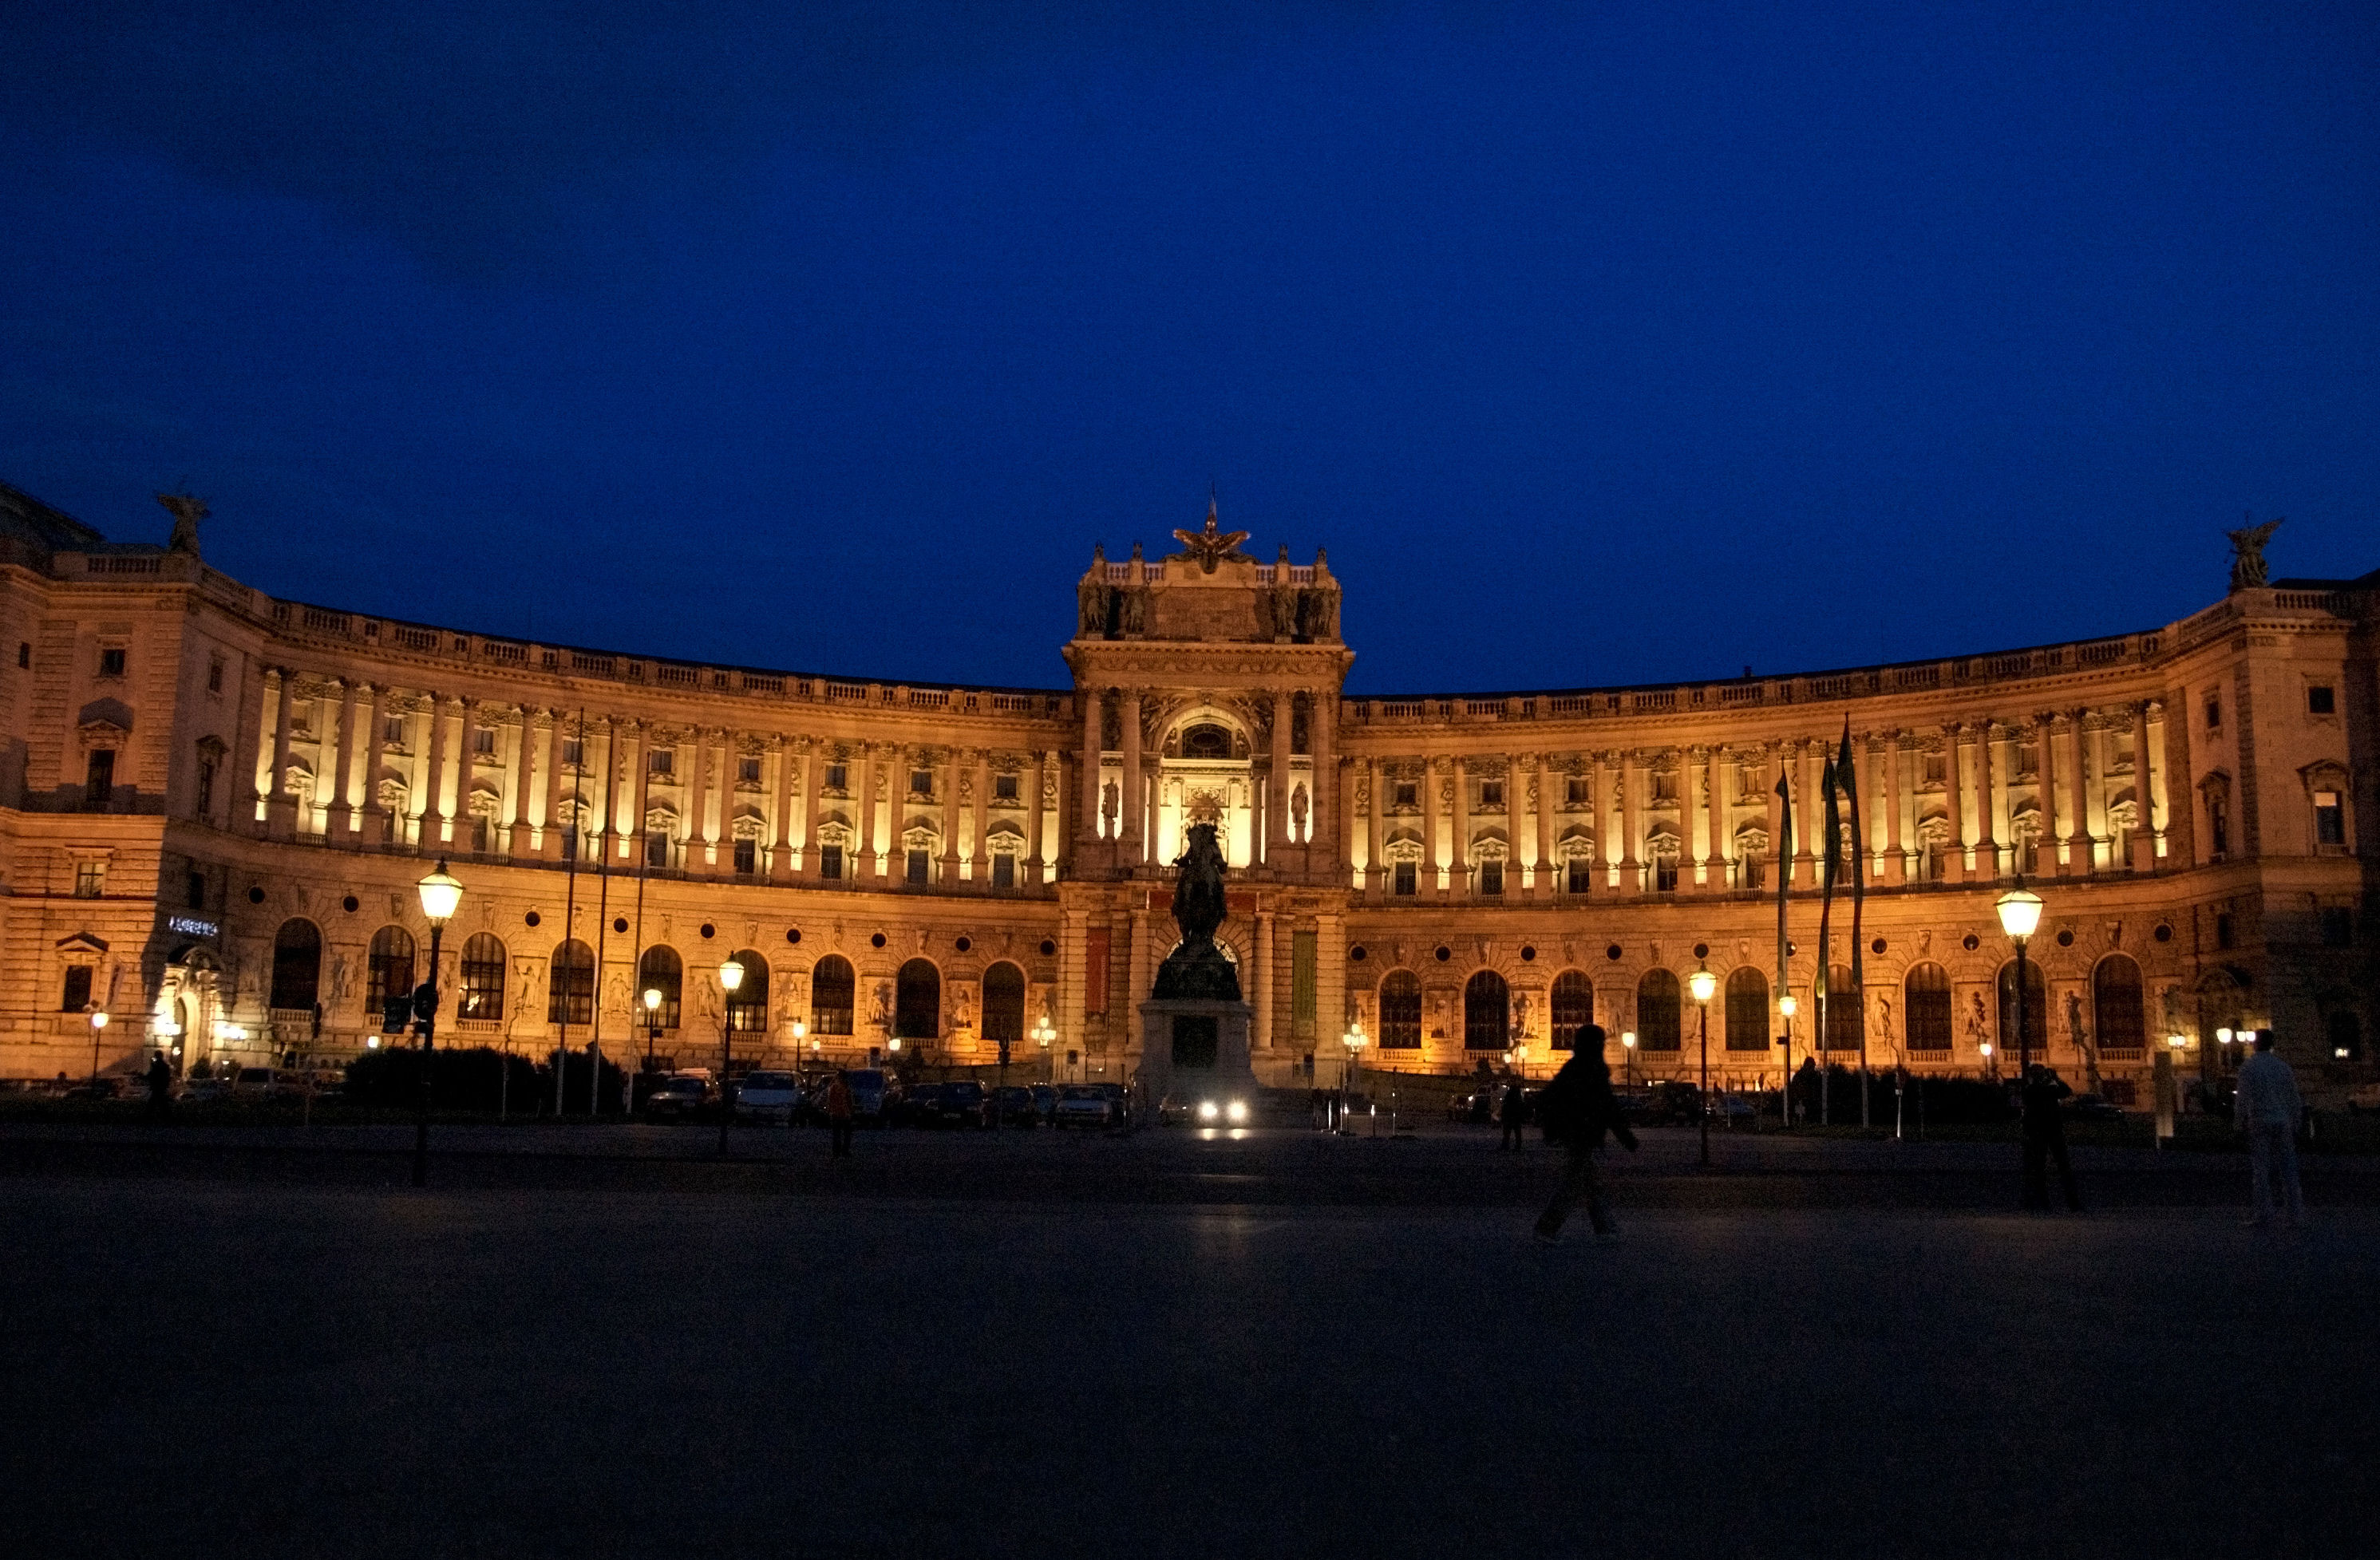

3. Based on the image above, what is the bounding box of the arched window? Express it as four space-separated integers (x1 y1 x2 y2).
1996 959 2048 1055
548 939 594 1026
638 946 683 1032
2093 954 2145 1054
366 926 415 1013
982 962 1026 1048
895 958 941 1039
270 919 322 1010
1822 966 1861 1051
1181 724 1232 759
1464 970 1510 1051
1550 970 1593 1052
458 932 506 1021
725 950 769 1035
1635 969 1681 1051
1725 966 1769 1050
1905 962 1952 1051
811 955 855 1036
1378 970 1422 1049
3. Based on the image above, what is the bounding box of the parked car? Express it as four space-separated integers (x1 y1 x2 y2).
62 1077 122 1101
838 1068 891 1124
180 1076 233 1104
230 1066 287 1100
906 1080 986 1128
734 1070 803 1124
1054 1084 1124 1130
642 1072 712 1123
991 1085 1041 1127
1030 1083 1059 1124
2062 1092 2125 1122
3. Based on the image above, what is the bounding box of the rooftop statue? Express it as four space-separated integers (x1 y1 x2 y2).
1172 497 1251 574
156 492 207 555
2228 515 2281 592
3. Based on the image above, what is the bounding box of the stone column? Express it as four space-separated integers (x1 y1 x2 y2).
266 669 297 838
1316 910 1346 1075
1311 692 1336 868
941 748 964 881
801 740 825 879
328 678 360 834
527 709 556 858
1621 750 1644 895
250 667 281 827
2130 702 2158 871
1251 910 1274 1053
1591 752 1612 888
1798 741 1822 887
2068 711 2093 871
1078 689 1104 844
1451 756 1472 898
1026 751 1048 884
1765 743 1786 887
1940 724 1965 883
1125 902 1152 1060
768 734 795 879
1121 691 1147 867
1267 689 1292 866
1882 732 1906 884
1533 756 1555 898
1504 753 1524 898
1421 756 1441 895
2086 718 2113 872
1364 759 1385 898
362 684 390 845
1974 718 1998 881
854 742 876 878
420 693 451 848
1704 746 1726 889
968 751 990 880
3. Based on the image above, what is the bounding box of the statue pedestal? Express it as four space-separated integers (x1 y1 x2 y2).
1135 997 1257 1104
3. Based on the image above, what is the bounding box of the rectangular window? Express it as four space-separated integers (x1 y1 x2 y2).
906 848 930 884
385 716 409 745
994 773 1020 801
97 646 126 678
1479 779 1504 809
468 816 490 853
1480 859 1504 895
1085 930 1111 1015
647 748 674 776
737 756 761 784
560 827 579 863
1743 856 1766 891
819 844 844 880
61 965 92 1013
1567 858 1592 894
472 726 496 756
991 853 1015 888
2205 696 2221 732
17 642 30 669
1394 780 1418 808
1393 860 1417 896
186 868 207 909
825 762 848 791
559 737 583 767
207 656 223 693
2314 791 2345 847
85 749 115 809
2309 685 2335 716
2321 907 2354 948
646 830 670 869
1923 752 1946 785
1292 930 1317 1039
196 754 216 817
1655 859 1679 892
733 838 757 875
73 861 105 898
1564 776 1588 806
910 769 934 797
1651 770 1678 802
2215 911 2236 950
2209 796 2230 859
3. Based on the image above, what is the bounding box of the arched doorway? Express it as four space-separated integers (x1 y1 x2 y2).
1378 970 1422 1050
2093 954 2145 1053
725 950 769 1037
982 962 1026 1050
1724 966 1769 1051
366 926 416 1017
895 959 941 1040
638 946 683 1033
548 940 595 1026
1550 970 1593 1051
1636 969 1681 1052
1905 963 1952 1052
811 955 855 1035
1464 970 1510 1052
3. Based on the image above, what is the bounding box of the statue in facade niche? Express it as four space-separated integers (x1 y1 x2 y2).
2227 515 2282 592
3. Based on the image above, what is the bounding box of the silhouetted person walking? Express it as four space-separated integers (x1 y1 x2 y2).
144 1051 174 1124
2021 1064 2081 1211
2234 1031 2305 1226
825 1071 855 1159
1498 1072 1528 1151
1532 1027 1637 1242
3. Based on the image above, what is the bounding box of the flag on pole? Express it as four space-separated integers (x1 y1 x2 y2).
1837 718 1868 1125
1773 768 1793 1003
1816 746 1840 1072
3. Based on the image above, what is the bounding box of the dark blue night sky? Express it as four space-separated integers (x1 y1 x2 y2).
4 3 2374 693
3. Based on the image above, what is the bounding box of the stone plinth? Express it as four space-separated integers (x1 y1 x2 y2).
1135 997 1257 1102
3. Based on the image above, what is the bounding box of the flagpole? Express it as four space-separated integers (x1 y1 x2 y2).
589 725 612 1118
1817 746 1841 1128
552 706 584 1118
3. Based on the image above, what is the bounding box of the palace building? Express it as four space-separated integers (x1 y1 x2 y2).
2 480 2372 1103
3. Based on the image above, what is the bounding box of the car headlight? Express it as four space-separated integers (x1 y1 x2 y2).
1226 1100 1249 1124
1197 1100 1220 1121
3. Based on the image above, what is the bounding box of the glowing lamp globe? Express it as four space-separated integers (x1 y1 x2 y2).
1995 882 2044 941
416 859 464 925
1689 965 1718 1005
718 959 745 993
1779 994 1797 1020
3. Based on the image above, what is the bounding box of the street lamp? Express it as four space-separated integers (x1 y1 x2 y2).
1778 993 1798 1126
1032 1013 1056 1083
717 958 745 1157
88 1009 110 1084
1621 1030 1637 1088
643 986 662 1066
1690 962 1718 1166
1342 1019 1366 1133
412 858 464 1188
1995 878 2044 1082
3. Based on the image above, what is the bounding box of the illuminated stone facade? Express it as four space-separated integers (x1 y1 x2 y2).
2 481 2372 1103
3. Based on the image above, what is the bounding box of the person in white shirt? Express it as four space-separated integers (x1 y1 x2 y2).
2232 1031 2305 1226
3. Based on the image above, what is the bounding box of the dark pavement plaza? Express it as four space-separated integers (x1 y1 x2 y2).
6 1123 2378 1559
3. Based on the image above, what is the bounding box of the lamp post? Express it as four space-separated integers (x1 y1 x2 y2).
1621 1030 1637 1088
1995 879 2044 1082
1690 962 1718 1165
87 1009 110 1084
1778 993 1798 1127
412 859 464 1188
1342 1019 1366 1133
1032 1013 1056 1084
717 958 745 1157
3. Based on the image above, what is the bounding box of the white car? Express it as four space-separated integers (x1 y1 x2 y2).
733 1070 803 1124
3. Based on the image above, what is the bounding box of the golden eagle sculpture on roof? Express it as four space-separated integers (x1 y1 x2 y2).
1173 497 1250 573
